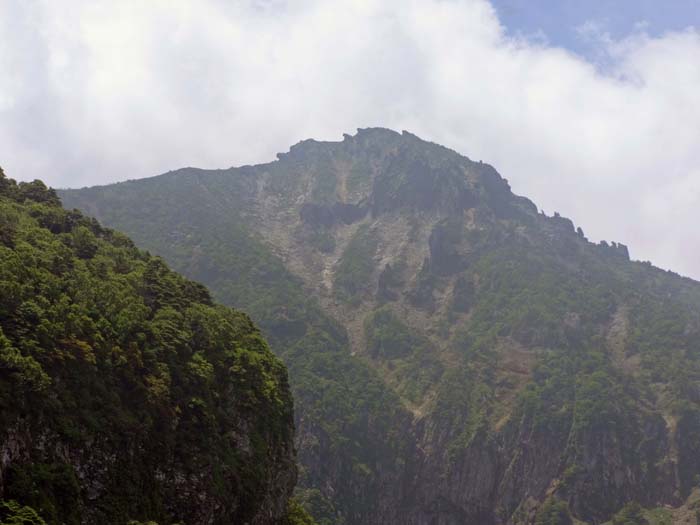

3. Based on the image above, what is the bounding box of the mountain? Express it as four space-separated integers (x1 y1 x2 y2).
0 169 302 524
61 128 700 525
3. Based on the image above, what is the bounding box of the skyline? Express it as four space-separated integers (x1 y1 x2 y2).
1 0 699 279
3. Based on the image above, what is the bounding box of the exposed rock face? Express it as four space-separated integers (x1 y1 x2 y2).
61 128 700 524
300 202 367 228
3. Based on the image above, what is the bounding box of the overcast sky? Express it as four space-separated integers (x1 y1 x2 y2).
1 0 699 279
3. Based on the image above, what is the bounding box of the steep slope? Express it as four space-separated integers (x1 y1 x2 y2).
0 169 298 524
61 129 700 524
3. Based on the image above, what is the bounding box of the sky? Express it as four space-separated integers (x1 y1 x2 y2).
491 0 700 58
1 0 699 279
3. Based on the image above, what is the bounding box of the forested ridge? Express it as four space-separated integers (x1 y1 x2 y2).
0 168 312 524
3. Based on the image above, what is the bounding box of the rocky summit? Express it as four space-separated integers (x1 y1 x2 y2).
61 128 700 524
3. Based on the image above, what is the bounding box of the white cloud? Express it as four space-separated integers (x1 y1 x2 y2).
1 0 699 279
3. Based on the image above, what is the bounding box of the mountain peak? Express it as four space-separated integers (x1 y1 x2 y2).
280 128 460 162
271 128 535 222
58 131 700 525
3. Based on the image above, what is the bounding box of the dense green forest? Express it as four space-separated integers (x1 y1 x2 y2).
0 168 313 524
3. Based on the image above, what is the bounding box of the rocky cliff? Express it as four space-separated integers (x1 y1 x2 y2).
61 129 700 524
0 169 298 524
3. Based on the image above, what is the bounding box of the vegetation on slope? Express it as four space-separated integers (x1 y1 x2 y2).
61 169 413 524
0 500 46 525
0 168 296 524
333 226 377 304
59 129 700 524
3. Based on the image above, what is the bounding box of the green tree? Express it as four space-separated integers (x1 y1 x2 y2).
283 498 317 525
612 502 648 525
0 500 46 525
535 497 572 525
17 180 60 206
